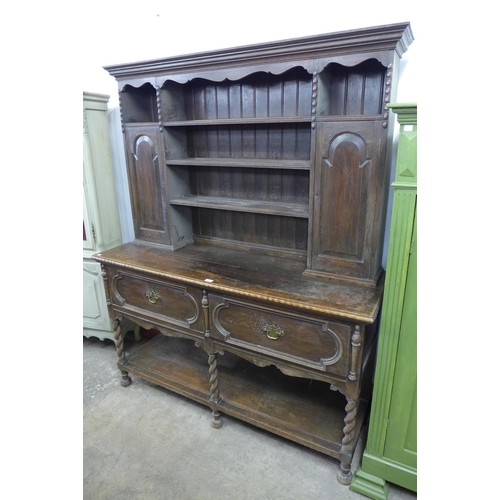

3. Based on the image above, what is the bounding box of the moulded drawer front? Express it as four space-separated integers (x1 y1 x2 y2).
110 270 204 334
210 294 350 374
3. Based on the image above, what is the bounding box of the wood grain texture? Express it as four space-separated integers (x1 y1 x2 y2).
99 24 413 486
104 23 413 80
94 241 383 323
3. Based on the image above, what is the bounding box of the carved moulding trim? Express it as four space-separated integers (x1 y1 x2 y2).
348 326 362 381
323 132 371 169
155 85 162 132
120 56 389 89
386 102 417 124
212 298 343 372
133 134 157 160
111 271 200 327
158 61 314 86
105 23 413 80
92 254 380 323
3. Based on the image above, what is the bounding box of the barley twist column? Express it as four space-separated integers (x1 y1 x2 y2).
338 325 363 484
113 318 131 387
337 397 359 484
203 290 223 428
208 352 222 428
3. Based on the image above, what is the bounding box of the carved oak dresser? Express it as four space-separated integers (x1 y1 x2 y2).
93 22 413 485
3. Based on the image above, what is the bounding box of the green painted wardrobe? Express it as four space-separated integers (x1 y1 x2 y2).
351 103 417 499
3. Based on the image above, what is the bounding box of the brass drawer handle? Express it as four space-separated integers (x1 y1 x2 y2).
263 324 284 340
146 290 160 304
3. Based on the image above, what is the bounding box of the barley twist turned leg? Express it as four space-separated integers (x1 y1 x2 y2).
337 397 359 484
208 353 222 428
113 318 131 387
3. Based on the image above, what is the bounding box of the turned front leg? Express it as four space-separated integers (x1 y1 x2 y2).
202 290 223 428
113 318 131 387
337 325 363 484
208 352 223 428
337 397 360 484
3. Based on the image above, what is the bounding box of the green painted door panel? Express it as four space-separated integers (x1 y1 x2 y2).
384 210 417 468
350 103 417 500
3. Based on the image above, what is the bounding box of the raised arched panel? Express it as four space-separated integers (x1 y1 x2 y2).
125 125 171 245
308 120 386 285
133 134 163 230
319 132 369 260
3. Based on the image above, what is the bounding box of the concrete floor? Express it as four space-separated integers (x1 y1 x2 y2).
83 334 417 500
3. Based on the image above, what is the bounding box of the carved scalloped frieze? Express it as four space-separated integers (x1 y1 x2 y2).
105 23 412 81
156 61 315 87
315 54 389 77
116 78 156 92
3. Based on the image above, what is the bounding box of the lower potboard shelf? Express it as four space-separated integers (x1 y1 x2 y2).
119 334 212 406
215 357 366 458
119 334 366 459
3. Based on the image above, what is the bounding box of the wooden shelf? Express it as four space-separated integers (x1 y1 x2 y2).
216 356 367 458
120 334 212 406
120 334 367 459
316 115 383 122
166 157 310 170
101 24 414 485
169 195 309 218
123 121 159 127
163 116 312 127
123 117 345 127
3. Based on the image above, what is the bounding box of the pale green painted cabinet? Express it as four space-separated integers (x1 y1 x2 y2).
83 92 123 342
351 103 417 499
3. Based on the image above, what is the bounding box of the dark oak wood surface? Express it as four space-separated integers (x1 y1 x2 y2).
97 22 413 486
104 23 413 81
119 334 367 459
94 241 384 323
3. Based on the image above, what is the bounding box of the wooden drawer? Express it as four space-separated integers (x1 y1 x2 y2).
108 269 204 335
209 294 351 375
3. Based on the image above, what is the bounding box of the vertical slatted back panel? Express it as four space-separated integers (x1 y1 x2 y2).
183 68 312 120
327 60 385 116
189 167 309 202
121 83 158 123
164 68 313 257
186 124 311 159
191 209 308 254
189 167 309 255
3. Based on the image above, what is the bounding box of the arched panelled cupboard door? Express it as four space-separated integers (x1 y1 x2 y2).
308 121 387 285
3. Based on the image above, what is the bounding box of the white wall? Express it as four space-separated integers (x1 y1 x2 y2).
82 1 420 253
82 2 420 100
